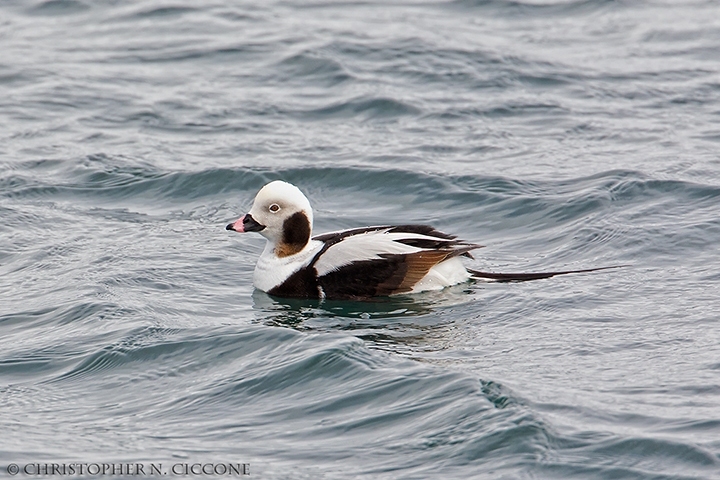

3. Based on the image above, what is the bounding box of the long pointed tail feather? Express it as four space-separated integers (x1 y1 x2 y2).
468 265 628 282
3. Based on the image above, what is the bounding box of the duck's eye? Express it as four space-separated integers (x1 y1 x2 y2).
269 204 280 213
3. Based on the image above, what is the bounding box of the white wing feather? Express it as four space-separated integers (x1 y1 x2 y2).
314 229 451 277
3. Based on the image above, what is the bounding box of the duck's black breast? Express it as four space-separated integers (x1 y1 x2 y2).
266 255 414 301
266 264 321 299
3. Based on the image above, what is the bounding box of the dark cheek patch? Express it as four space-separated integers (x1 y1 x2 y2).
276 212 311 258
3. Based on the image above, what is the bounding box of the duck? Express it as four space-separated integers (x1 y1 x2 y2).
226 180 616 300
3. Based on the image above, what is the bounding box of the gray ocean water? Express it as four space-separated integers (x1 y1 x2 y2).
2 0 720 478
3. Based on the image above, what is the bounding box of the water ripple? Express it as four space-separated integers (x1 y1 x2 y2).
2 0 720 477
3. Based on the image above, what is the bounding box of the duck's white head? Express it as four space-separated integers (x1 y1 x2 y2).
226 180 314 257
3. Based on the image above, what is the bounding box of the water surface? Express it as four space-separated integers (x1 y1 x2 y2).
2 1 720 478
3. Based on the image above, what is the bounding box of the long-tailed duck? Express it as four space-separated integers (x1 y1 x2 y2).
226 180 616 300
